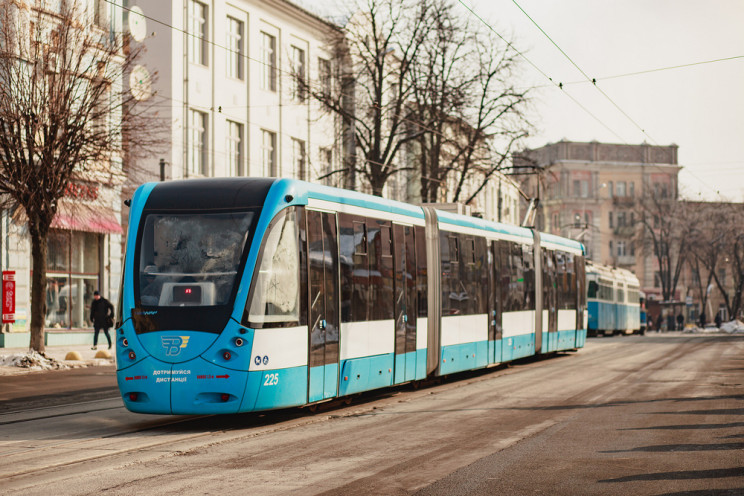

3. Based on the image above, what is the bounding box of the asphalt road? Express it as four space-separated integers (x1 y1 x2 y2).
0 333 742 495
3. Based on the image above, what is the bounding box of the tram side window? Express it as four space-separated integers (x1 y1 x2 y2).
369 220 394 321
598 279 613 301
415 226 427 318
440 231 458 315
474 236 487 314
576 256 586 309
628 288 639 304
503 242 525 312
556 252 576 310
338 214 370 323
245 208 300 327
588 281 598 298
523 245 535 310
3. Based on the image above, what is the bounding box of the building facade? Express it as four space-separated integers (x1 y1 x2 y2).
125 0 341 187
515 140 681 294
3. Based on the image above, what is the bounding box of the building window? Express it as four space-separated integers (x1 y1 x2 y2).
226 120 243 176
319 147 333 186
608 181 614 197
262 129 276 176
609 211 613 229
629 181 635 197
319 57 331 94
261 32 276 92
189 1 208 66
718 268 726 286
291 46 306 101
189 109 208 176
226 16 244 79
654 271 661 288
617 241 626 257
46 230 101 329
617 211 626 227
291 138 306 180
616 181 626 197
93 0 108 29
573 180 580 197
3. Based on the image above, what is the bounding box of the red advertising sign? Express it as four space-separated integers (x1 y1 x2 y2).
2 271 15 324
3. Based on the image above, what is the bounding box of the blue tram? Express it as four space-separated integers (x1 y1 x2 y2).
586 262 641 336
115 178 587 414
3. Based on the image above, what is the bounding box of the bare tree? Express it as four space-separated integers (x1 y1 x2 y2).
302 0 433 196
636 192 691 303
687 203 744 321
409 0 530 205
0 1 161 352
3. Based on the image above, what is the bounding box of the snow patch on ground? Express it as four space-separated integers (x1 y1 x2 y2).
683 320 744 334
0 351 70 371
720 320 744 334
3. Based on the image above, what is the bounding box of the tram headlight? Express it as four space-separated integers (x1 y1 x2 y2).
128 350 136 360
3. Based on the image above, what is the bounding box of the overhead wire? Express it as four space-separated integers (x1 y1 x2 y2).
463 0 728 201
111 0 725 200
107 0 536 189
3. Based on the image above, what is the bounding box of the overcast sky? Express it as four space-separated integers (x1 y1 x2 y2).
468 0 744 202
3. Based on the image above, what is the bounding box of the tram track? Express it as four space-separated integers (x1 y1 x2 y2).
1 335 733 491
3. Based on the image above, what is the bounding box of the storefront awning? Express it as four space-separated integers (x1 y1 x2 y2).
51 201 123 235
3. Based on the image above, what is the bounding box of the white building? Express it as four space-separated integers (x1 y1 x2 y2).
125 0 341 186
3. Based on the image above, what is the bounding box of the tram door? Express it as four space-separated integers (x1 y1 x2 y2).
543 250 557 351
306 210 340 403
488 241 504 364
393 224 417 383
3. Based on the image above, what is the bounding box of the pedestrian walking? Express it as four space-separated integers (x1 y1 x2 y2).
90 290 114 350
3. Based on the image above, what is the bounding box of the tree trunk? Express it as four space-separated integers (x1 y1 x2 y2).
29 225 48 353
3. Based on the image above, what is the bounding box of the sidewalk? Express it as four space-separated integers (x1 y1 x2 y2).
0 343 115 376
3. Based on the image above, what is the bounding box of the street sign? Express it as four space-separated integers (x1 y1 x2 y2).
2 271 15 323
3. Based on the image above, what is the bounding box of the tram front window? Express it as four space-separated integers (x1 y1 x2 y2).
137 212 255 307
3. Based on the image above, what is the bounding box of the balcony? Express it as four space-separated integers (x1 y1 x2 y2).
612 196 635 207
613 225 636 238
615 255 636 266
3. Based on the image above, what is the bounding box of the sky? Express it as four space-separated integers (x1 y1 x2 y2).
307 0 744 202
461 0 744 202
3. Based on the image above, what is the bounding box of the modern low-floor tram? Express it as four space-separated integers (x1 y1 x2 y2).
116 178 587 414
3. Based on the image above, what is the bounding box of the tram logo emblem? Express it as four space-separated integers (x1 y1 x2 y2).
162 336 190 356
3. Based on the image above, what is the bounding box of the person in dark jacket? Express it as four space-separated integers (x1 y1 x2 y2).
90 290 114 350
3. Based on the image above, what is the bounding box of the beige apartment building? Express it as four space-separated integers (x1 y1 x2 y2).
514 140 681 295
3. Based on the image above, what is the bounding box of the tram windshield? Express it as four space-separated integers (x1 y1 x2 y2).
136 212 256 308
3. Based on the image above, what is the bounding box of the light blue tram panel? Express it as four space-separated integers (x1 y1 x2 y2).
115 177 434 415
302 184 428 395
586 262 615 336
433 210 510 375
585 262 641 337
116 178 280 414
540 233 586 352
612 267 641 335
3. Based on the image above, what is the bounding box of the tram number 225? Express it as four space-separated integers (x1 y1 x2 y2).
263 373 279 386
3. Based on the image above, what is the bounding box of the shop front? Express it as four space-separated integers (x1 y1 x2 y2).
1 181 123 342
